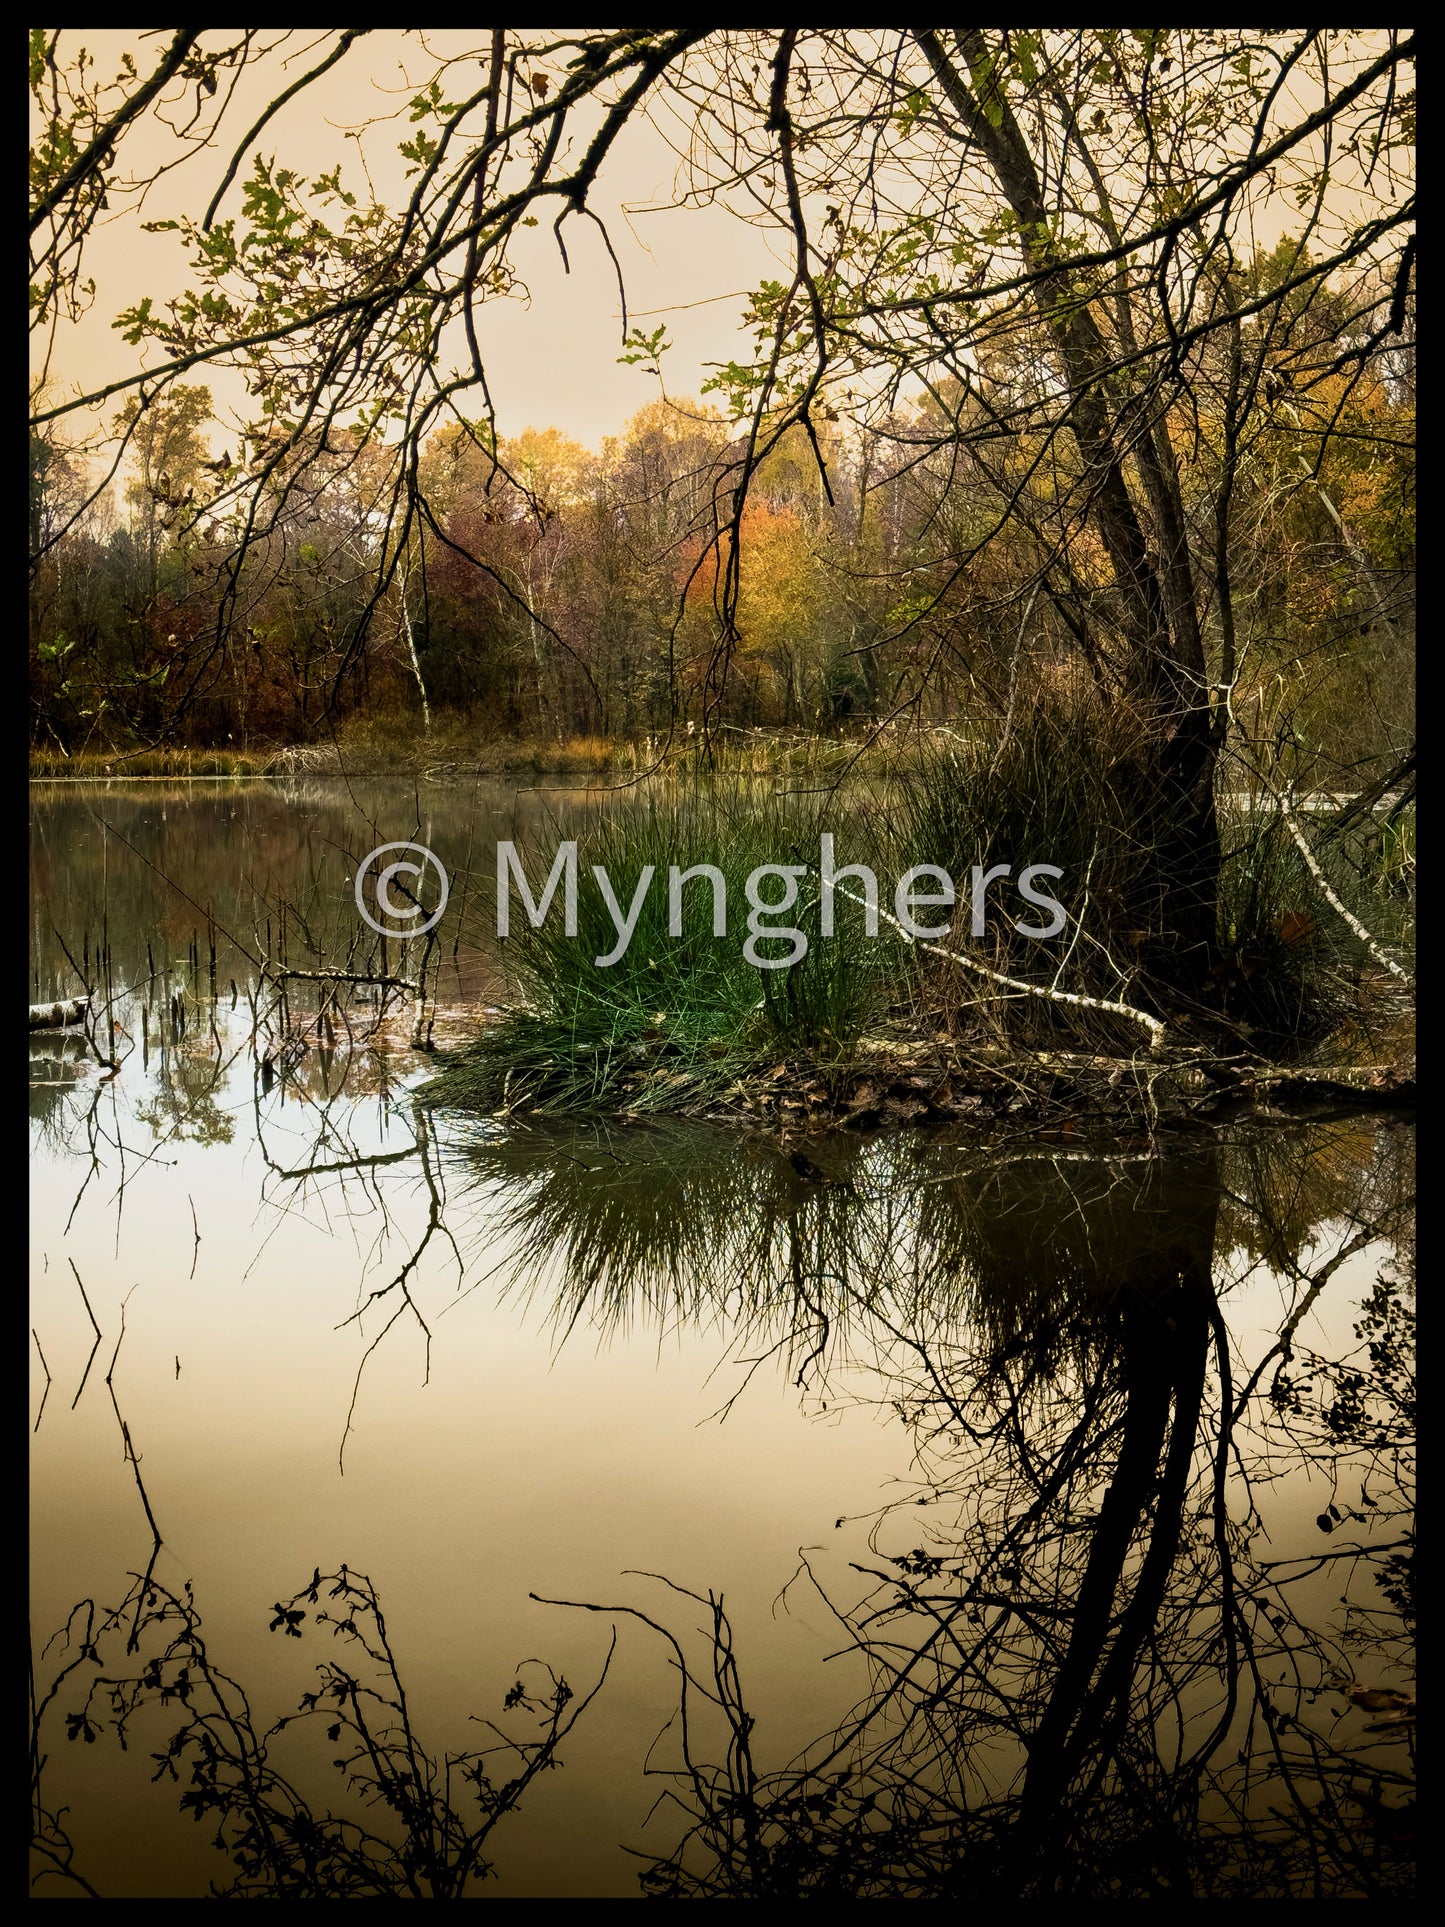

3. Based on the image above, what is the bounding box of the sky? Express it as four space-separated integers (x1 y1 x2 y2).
33 28 1408 462
33 29 784 453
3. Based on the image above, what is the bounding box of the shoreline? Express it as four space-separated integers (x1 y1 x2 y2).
26 727 885 784
417 1024 1417 1135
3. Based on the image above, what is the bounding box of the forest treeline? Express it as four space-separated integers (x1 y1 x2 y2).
29 238 1412 779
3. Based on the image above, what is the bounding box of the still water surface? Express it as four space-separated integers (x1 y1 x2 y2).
30 780 1415 1899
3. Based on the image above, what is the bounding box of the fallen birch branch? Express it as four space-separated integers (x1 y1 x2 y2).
834 882 1168 1051
1280 795 1413 986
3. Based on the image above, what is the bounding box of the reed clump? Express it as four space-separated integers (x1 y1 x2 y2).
895 697 1408 1052
424 783 896 1114
413 702 1412 1118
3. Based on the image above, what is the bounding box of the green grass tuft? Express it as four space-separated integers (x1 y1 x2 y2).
425 783 897 1114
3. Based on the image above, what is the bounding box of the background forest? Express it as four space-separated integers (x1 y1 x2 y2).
31 245 1412 778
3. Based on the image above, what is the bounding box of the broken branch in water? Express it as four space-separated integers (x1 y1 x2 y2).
266 966 415 992
30 997 90 1030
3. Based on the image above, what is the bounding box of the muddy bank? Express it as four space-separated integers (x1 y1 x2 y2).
419 1025 1416 1137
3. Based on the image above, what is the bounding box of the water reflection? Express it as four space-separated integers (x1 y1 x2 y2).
456 1117 1415 1899
31 1098 1416 1898
30 780 1413 1899
34 1565 609 1900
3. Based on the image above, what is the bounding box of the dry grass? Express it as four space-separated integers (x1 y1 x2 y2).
27 730 625 781
29 720 931 781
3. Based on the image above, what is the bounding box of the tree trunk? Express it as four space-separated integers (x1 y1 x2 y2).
917 31 1221 989
396 562 432 737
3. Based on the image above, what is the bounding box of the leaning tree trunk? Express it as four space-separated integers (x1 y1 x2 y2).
917 31 1221 992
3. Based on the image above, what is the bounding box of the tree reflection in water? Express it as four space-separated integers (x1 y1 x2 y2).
32 1104 1413 1898
32 1564 610 1900
459 1115 1415 1899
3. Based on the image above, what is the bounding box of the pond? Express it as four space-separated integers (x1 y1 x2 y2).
30 778 1415 1899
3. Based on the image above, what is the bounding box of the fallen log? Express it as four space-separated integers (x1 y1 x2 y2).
1201 1062 1416 1108
29 996 90 1031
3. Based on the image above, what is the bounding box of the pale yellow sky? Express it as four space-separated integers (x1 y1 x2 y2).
33 29 1409 459
33 29 783 451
